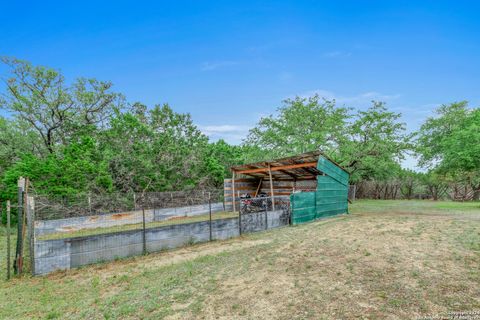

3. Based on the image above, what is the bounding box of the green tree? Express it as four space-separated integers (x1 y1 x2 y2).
245 95 350 159
416 102 480 199
335 102 411 182
420 171 449 201
399 169 421 200
101 104 214 192
245 96 410 182
203 139 243 187
0 57 124 154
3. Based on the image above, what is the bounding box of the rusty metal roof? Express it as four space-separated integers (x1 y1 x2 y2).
231 151 346 180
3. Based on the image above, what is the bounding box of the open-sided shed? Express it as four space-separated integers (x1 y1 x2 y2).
226 151 350 224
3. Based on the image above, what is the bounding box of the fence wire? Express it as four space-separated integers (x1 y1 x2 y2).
34 189 225 220
29 190 293 275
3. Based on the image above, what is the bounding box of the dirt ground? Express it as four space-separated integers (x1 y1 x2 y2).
1 200 479 319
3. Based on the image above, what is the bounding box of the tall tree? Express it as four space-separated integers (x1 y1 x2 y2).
416 102 480 199
245 96 410 182
334 102 411 182
0 57 124 154
244 95 350 160
101 104 213 192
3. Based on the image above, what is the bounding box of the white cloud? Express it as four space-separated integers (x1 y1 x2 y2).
198 124 252 145
201 61 239 71
199 124 250 133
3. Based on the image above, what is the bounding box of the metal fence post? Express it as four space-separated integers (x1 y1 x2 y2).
6 201 11 280
209 192 212 241
26 196 35 275
142 207 147 255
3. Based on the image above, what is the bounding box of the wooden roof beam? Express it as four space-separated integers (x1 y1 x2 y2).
232 162 317 174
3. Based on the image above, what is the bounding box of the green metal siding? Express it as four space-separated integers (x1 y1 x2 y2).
317 156 349 186
316 175 348 217
290 191 316 224
291 155 349 225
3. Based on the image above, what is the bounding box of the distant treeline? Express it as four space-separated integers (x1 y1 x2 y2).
0 58 478 221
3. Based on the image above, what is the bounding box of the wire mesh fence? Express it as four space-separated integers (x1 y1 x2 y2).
34 189 226 221
28 190 292 275
294 179 317 192
239 195 291 234
0 182 297 277
33 189 228 241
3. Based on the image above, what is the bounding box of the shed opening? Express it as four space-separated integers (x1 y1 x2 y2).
224 151 350 224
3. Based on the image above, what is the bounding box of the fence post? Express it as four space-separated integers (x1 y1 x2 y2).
133 193 137 211
264 199 268 230
142 207 147 255
209 192 212 241
6 201 11 280
290 193 294 225
222 194 225 212
26 196 35 275
238 191 241 235
88 193 92 214
14 177 25 275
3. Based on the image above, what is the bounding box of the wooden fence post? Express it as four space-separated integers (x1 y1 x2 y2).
268 165 275 211
6 201 11 280
232 172 236 212
88 194 92 214
209 192 212 241
26 196 35 275
264 200 268 230
238 191 241 235
14 177 25 275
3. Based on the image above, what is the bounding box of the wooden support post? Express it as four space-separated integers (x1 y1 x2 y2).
88 193 92 214
208 192 212 241
22 178 29 254
268 165 275 211
254 178 263 198
26 196 35 275
238 191 242 235
14 177 25 275
6 201 11 280
232 172 236 212
142 208 147 255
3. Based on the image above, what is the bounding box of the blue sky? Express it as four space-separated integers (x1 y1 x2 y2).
1 1 479 168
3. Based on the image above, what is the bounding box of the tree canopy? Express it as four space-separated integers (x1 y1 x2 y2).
245 96 410 182
0 57 479 215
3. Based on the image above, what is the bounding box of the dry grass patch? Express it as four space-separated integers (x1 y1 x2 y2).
0 200 479 319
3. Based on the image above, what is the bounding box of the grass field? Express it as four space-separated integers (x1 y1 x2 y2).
1 200 479 319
